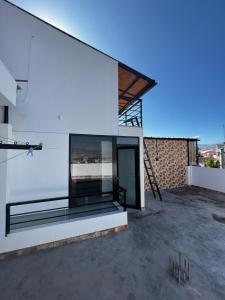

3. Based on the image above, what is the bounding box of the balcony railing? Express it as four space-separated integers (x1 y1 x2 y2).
119 99 142 127
5 185 126 235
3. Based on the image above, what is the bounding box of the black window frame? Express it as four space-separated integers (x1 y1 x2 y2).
69 133 140 208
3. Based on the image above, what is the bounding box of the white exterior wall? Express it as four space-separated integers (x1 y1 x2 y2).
0 1 144 208
0 0 119 203
0 1 118 135
9 131 69 202
187 166 225 193
0 106 3 123
0 124 12 239
0 58 17 106
0 1 146 253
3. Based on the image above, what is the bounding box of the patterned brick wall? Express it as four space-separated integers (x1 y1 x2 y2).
144 138 189 190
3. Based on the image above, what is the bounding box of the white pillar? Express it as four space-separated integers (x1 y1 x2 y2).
0 123 12 239
139 136 145 209
186 166 192 185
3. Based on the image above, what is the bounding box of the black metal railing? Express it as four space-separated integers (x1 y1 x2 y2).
5 185 126 236
115 185 127 211
119 99 142 127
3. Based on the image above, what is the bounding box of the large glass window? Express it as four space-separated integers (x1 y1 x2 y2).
70 135 113 199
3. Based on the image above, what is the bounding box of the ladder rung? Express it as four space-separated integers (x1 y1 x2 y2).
147 172 154 175
147 173 153 175
147 171 154 175
146 165 153 169
143 141 162 201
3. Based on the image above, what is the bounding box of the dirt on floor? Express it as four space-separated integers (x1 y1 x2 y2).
1 186 225 300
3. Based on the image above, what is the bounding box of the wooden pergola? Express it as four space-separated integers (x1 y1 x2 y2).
118 62 157 114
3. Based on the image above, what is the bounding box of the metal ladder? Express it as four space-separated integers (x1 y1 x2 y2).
143 139 162 201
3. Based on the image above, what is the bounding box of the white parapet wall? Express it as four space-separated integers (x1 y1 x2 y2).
187 166 225 193
0 211 127 254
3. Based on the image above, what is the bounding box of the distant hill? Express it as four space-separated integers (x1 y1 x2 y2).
198 144 217 150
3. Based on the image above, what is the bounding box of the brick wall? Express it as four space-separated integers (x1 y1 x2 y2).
144 138 189 190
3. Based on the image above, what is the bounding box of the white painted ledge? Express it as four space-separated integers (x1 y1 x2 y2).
118 125 143 137
0 211 127 254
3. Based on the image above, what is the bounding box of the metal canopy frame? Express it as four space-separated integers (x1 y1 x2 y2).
118 62 157 114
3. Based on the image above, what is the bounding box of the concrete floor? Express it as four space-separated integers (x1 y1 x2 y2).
1 186 225 300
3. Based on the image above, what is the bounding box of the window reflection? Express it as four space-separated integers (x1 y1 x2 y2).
70 135 113 198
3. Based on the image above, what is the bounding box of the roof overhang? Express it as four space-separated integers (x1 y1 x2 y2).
144 137 200 142
118 62 156 113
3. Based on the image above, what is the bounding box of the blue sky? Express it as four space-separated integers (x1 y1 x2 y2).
10 0 225 144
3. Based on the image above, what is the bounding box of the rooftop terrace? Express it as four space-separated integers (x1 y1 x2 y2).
1 187 225 299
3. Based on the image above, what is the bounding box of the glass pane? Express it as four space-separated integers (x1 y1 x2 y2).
70 135 113 200
118 148 136 206
117 137 139 145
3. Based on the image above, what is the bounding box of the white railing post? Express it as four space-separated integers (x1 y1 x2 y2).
186 166 192 186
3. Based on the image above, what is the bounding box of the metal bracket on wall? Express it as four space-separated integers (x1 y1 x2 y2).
0 142 43 150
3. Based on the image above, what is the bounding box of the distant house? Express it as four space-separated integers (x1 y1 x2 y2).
200 149 217 159
197 146 220 167
0 0 156 255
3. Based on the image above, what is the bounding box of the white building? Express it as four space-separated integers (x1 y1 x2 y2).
0 0 156 255
216 144 225 168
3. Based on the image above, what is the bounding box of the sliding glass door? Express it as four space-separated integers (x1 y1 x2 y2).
117 147 140 208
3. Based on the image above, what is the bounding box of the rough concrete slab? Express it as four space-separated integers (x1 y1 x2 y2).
1 187 225 300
